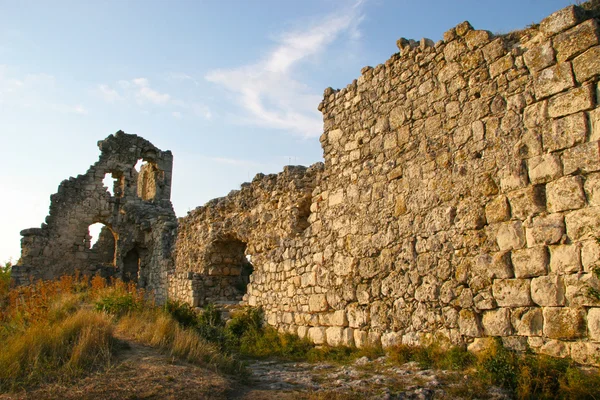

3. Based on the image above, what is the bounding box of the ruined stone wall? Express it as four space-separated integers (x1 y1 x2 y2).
13 131 178 302
173 5 600 364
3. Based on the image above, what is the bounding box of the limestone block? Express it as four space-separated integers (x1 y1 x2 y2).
328 190 344 206
512 247 549 278
564 273 600 307
506 186 546 219
543 307 586 339
381 331 402 348
523 101 548 128
548 85 594 118
550 244 582 275
389 106 407 130
584 172 600 207
545 112 587 152
308 327 327 344
527 154 562 185
539 5 581 36
531 275 565 306
474 291 496 310
554 19 600 62
502 336 528 352
297 325 308 339
475 251 513 279
489 54 513 78
573 46 600 83
347 303 369 328
524 40 555 72
482 38 506 62
533 63 574 100
499 161 529 192
485 196 510 223
333 254 355 277
546 176 586 213
326 327 344 346
581 239 600 272
570 342 600 365
526 214 565 247
465 30 492 50
467 337 496 354
588 308 600 341
496 221 526 251
493 279 533 307
482 308 512 336
540 340 570 358
342 328 354 347
309 294 329 312
566 207 600 240
562 141 600 175
590 108 600 141
511 307 543 336
458 309 482 337
328 129 343 145
353 330 368 348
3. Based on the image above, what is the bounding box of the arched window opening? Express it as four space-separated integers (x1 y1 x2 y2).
133 158 162 201
86 222 116 266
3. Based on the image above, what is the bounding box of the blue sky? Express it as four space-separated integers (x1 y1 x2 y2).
0 0 574 262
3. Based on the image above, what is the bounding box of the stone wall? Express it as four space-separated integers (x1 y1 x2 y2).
172 5 600 364
13 131 177 303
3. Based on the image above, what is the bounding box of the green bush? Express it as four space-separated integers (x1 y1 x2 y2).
94 293 139 316
164 300 198 328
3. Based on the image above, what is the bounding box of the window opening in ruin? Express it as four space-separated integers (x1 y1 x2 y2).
102 172 124 197
123 247 141 283
293 198 311 234
102 173 117 196
134 158 161 201
210 238 254 298
86 222 116 266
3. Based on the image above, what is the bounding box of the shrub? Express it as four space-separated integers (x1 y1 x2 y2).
164 300 198 328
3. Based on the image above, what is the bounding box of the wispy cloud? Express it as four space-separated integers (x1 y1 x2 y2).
205 3 364 138
97 77 210 119
0 65 88 114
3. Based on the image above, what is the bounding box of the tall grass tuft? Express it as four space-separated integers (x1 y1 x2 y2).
0 309 113 391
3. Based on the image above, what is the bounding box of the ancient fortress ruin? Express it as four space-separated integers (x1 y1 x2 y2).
12 4 600 364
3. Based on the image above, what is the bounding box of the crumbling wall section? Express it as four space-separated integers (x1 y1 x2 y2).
174 5 600 364
170 164 322 306
13 131 177 302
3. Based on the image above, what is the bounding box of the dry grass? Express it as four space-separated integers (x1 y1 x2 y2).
116 309 245 375
0 309 114 391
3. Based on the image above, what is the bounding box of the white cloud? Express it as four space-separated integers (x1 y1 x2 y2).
97 77 210 119
167 72 199 86
205 3 364 137
0 66 88 114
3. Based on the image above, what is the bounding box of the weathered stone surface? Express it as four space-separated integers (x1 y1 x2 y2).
531 275 565 306
506 186 546 219
562 141 600 175
550 244 582 275
533 63 574 99
459 309 482 337
571 342 600 365
511 307 543 336
590 108 600 141
545 112 587 152
564 273 600 307
308 327 327 344
581 239 600 272
512 247 548 278
485 196 510 223
573 46 600 82
525 214 565 247
554 19 600 62
539 5 581 36
546 175 586 213
482 308 512 336
496 221 526 251
540 339 570 358
309 294 329 312
548 84 595 118
588 308 600 341
527 154 562 184
565 207 600 240
493 279 533 307
584 172 600 207
524 40 555 72
543 307 586 339
325 327 344 346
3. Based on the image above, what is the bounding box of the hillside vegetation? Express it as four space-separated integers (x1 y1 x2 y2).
1 269 600 399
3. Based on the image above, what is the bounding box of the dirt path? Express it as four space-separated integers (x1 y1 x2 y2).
0 340 509 400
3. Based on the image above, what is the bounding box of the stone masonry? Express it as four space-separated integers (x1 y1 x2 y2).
170 4 600 364
14 4 600 365
13 131 177 303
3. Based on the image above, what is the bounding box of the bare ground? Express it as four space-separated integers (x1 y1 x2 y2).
0 337 508 400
